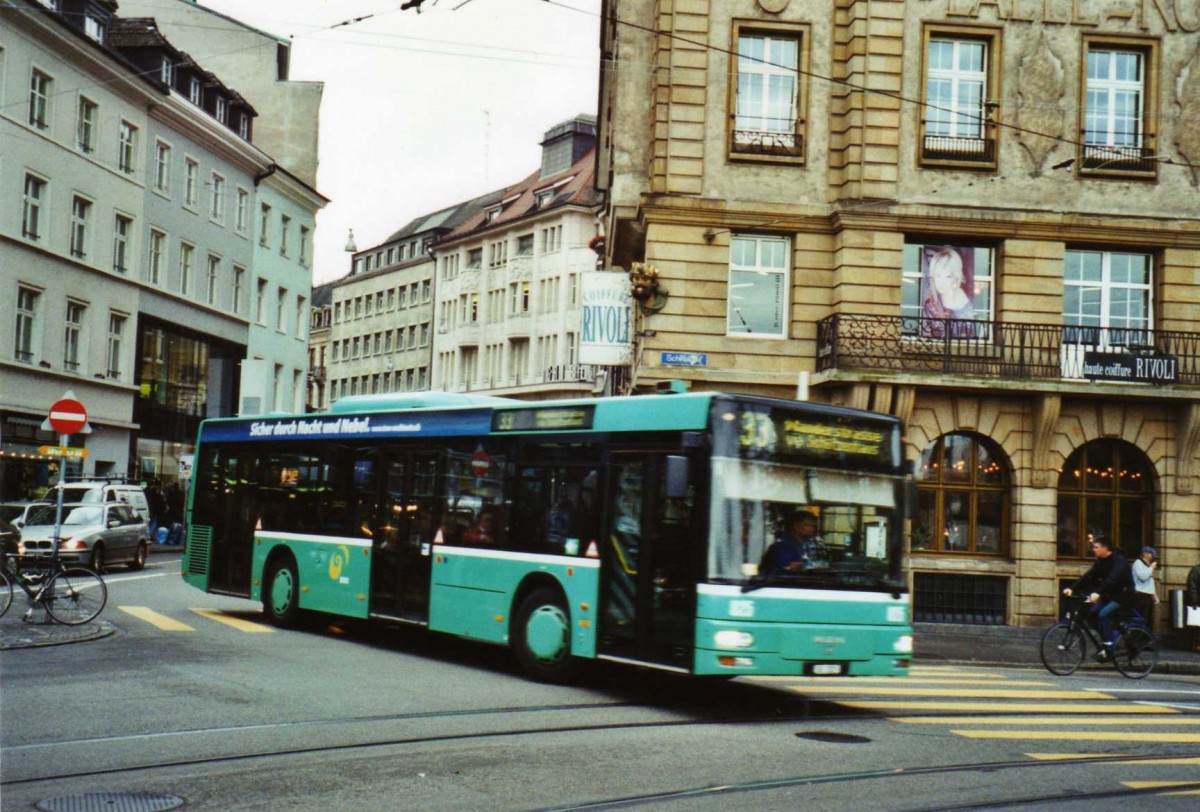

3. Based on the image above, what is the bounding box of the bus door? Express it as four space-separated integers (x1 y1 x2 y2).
203 448 258 597
597 453 696 669
370 450 440 621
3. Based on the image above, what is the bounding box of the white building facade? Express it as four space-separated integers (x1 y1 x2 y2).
432 116 604 400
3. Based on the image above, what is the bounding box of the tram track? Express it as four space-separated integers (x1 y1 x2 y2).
0 699 856 787
6 687 1197 806
537 751 1200 811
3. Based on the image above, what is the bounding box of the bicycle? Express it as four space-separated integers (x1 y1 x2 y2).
1039 595 1158 679
0 555 107 625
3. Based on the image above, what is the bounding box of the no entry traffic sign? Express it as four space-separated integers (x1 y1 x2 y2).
48 397 88 435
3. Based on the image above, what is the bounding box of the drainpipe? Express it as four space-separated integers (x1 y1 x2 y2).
254 163 277 187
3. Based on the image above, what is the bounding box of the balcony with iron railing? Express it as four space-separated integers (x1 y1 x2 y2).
816 314 1200 387
731 121 805 159
1081 143 1158 173
921 133 996 165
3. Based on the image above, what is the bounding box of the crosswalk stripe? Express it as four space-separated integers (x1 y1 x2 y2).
117 606 195 631
1027 754 1200 765
953 730 1200 743
793 677 1056 686
784 685 1113 699
842 701 1175 713
909 668 1004 678
894 716 1197 725
190 608 274 633
1121 781 1200 795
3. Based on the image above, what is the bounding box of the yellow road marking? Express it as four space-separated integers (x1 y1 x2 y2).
797 677 1056 686
843 702 1173 713
895 716 1196 725
117 606 194 631
1026 753 1132 760
1122 781 1200 795
787 686 1113 699
908 671 1007 679
954 730 1200 743
1029 753 1200 765
191 608 274 633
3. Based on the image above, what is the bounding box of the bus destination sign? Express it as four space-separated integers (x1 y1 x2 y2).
727 406 895 467
493 406 596 433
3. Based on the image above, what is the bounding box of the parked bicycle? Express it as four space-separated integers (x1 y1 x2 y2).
1040 595 1158 678
0 555 107 625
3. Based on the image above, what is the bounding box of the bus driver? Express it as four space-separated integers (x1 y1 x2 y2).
761 510 827 574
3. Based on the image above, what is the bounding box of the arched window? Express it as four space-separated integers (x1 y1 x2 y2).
1056 439 1154 559
913 433 1010 555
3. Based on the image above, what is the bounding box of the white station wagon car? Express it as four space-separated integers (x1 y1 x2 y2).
18 502 150 571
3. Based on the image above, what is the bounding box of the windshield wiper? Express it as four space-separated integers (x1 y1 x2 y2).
741 575 802 593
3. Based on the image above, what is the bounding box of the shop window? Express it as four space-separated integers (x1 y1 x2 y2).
1056 439 1154 560
913 432 1010 555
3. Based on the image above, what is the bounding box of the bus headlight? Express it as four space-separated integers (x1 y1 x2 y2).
714 630 754 648
894 635 913 653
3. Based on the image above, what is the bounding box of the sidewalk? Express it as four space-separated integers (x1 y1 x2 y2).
914 621 1200 675
0 544 182 650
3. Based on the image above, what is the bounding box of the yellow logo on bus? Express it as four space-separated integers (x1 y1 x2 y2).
329 544 350 580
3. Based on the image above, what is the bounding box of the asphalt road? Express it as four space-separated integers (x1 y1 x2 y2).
2 555 1198 811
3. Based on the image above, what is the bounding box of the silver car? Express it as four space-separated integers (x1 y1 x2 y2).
0 500 52 530
18 502 149 571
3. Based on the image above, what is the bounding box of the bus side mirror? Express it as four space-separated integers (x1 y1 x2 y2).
665 456 689 499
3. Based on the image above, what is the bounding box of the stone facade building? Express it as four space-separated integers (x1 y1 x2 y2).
596 0 1200 629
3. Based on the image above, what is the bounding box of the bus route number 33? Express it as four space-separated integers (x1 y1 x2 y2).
738 410 778 452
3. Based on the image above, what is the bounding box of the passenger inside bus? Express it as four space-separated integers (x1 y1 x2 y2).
463 507 499 545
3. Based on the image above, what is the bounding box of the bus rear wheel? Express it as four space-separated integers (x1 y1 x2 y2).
513 587 574 682
264 557 301 627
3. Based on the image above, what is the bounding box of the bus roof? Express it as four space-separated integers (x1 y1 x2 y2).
195 391 901 444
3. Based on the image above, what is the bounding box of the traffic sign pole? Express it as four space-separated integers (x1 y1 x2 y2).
51 433 68 561
45 394 89 563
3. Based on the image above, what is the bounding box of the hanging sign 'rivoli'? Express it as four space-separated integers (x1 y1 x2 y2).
579 270 633 366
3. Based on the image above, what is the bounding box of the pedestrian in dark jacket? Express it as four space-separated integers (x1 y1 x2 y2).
1062 536 1134 651
145 480 167 538
1187 562 1200 652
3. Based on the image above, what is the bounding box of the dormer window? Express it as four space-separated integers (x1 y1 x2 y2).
160 59 174 85
189 78 202 105
534 190 553 209
85 15 106 43
237 114 249 139
215 97 227 123
485 206 502 223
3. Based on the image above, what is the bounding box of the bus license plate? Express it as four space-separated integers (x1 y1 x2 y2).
812 663 844 676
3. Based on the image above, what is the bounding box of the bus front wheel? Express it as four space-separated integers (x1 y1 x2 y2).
264 557 301 627
513 588 574 682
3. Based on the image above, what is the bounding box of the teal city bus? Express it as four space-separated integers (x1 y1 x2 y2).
183 391 913 680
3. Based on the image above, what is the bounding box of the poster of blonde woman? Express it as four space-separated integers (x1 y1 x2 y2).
921 246 977 337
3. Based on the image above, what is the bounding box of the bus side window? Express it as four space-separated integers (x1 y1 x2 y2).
511 473 546 553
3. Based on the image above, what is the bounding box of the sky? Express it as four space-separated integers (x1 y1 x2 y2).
193 0 602 284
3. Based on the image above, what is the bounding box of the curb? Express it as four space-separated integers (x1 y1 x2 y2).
0 619 116 650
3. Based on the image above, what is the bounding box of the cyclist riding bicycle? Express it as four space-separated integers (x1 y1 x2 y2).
1062 535 1136 658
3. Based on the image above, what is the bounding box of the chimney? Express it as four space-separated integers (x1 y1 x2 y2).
539 114 597 179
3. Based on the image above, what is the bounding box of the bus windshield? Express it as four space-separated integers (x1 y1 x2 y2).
708 457 904 590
